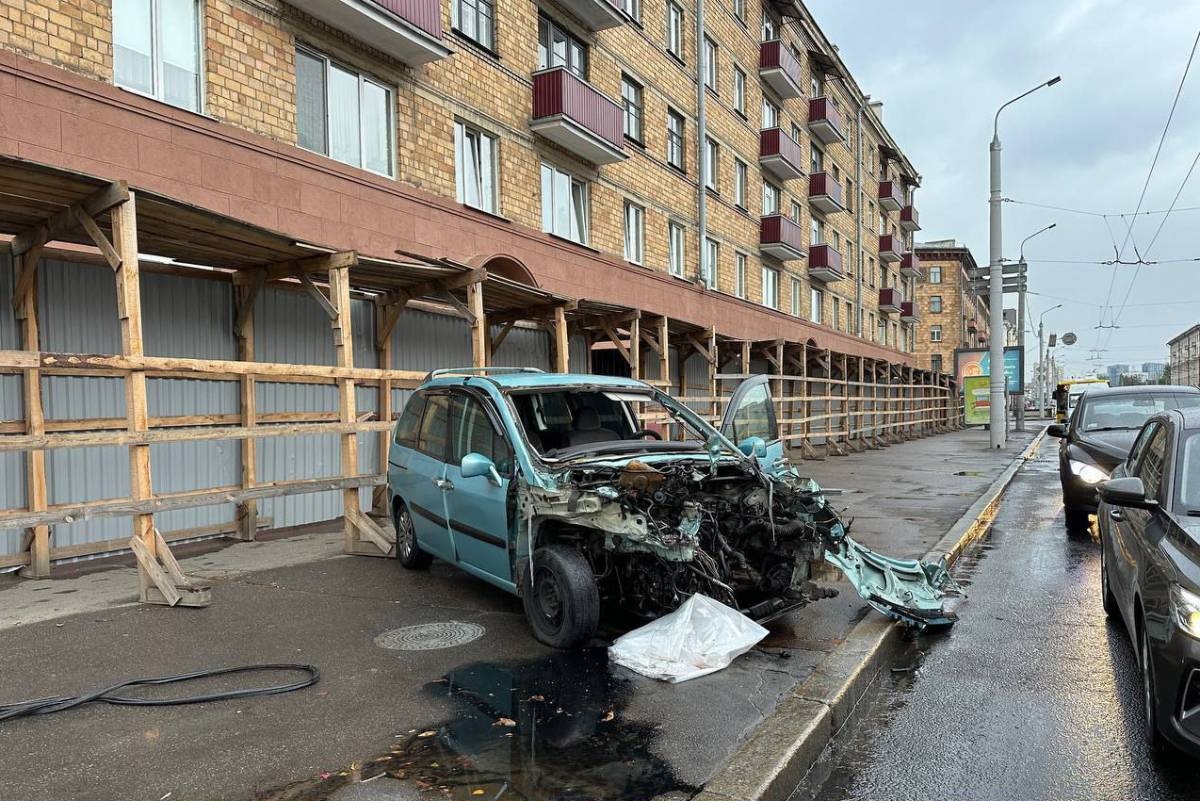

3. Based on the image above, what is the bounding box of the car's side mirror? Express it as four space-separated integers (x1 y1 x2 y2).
1047 423 1068 438
738 436 768 458
1098 476 1157 510
461 452 502 486
706 434 725 459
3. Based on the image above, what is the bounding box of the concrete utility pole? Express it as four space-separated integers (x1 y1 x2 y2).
1037 304 1062 418
988 76 1061 448
1015 223 1056 430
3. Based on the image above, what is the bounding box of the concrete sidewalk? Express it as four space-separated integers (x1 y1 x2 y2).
0 426 1039 801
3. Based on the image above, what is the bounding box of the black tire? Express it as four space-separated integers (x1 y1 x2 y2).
1140 622 1167 753
1100 539 1118 618
522 545 600 649
1065 507 1091 532
394 501 432 569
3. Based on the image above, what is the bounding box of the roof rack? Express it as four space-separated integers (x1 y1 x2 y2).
424 366 546 381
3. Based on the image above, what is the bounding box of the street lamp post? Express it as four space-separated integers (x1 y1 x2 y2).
1015 223 1057 431
1038 303 1063 417
989 75 1061 448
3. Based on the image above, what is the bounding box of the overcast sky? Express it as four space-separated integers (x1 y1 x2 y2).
809 0 1200 380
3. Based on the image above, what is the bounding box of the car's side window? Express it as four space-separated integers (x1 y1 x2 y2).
728 383 774 443
1135 425 1170 501
394 392 427 447
1126 421 1157 470
415 393 453 461
449 393 514 474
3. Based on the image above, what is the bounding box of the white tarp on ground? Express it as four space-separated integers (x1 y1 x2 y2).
608 594 768 683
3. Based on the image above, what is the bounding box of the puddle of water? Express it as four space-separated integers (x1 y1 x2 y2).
254 649 689 801
953 470 986 477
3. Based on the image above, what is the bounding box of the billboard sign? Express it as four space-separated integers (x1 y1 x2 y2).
955 347 1025 394
963 376 991 426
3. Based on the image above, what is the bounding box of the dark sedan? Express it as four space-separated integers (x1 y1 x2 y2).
1048 385 1200 530
1098 407 1200 756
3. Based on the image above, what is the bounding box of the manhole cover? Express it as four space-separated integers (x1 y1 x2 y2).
374 621 485 651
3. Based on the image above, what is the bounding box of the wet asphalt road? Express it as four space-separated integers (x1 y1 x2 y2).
797 438 1200 800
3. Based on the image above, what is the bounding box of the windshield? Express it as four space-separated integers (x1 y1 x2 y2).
1077 394 1184 432
506 386 725 459
1177 431 1200 514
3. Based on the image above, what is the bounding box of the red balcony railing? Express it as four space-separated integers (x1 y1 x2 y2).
878 180 904 212
808 96 843 144
759 40 803 99
809 243 845 282
900 301 917 322
531 67 625 163
900 251 922 278
900 205 921 232
287 0 449 64
808 172 844 214
372 0 442 37
760 214 806 260
759 128 805 181
878 234 902 262
878 287 903 312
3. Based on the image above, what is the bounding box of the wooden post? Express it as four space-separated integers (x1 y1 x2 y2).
657 316 670 386
373 299 393 516
15 252 49 578
706 328 718 423
628 315 640 380
468 279 487 368
330 262 361 555
553 304 569 373
235 282 258 540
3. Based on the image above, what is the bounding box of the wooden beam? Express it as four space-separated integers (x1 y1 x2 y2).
297 269 339 321
468 279 487 368
373 300 394 515
638 325 664 356
375 296 407 350
377 267 487 307
437 286 476 325
14 250 49 579
73 206 121 271
490 320 516 356
657 316 670 393
231 251 358 285
599 320 632 364
9 234 46 314
628 315 640 380
490 299 577 327
553 304 570 373
233 270 265 334
13 351 426 382
685 332 715 364
329 263 361 555
235 281 257 542
10 180 129 255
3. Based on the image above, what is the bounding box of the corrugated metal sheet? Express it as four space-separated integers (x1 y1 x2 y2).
1 258 25 558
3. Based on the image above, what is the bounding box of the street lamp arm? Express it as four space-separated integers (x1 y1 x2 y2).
993 76 1062 140
1020 222 1057 261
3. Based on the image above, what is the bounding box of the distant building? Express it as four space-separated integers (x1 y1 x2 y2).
1002 308 1019 346
1106 364 1130 386
1142 362 1166 380
912 240 990 375
1168 325 1200 387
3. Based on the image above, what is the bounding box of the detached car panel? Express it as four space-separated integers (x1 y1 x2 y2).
387 368 959 648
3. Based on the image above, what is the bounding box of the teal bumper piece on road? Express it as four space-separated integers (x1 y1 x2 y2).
825 536 961 630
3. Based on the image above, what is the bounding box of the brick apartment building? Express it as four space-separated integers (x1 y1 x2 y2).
911 239 989 375
1169 324 1200 387
0 0 921 361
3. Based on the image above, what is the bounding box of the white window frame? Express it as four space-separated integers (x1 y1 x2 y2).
704 36 718 91
667 1 684 59
623 201 645 264
733 0 745 22
790 277 801 316
733 66 746 115
762 97 779 129
540 162 589 244
454 120 498 213
930 325 943 342
811 287 824 324
810 216 824 245
734 158 747 209
929 266 942 283
761 13 778 42
668 221 685 276
453 0 496 50
621 75 644 142
622 0 641 22
735 252 747 298
704 137 719 191
667 109 686 170
930 294 943 313
113 0 204 112
295 45 395 177
762 265 779 309
703 237 718 288
833 300 840 331
810 143 824 174
762 182 780 215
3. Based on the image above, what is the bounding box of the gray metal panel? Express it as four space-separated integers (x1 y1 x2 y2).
0 257 24 558
570 334 589 373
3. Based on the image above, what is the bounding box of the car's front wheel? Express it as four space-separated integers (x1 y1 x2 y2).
394 502 432 569
1141 622 1167 753
1064 506 1091 532
1099 538 1118 618
522 545 599 649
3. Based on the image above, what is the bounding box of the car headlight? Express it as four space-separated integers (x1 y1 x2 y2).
1171 584 1200 639
1068 459 1108 485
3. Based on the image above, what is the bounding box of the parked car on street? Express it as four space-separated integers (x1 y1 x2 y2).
387 367 958 648
1097 407 1200 756
1048 385 1200 530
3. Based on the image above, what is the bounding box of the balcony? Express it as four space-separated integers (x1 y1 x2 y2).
808 96 843 144
900 205 921 232
878 180 904 212
531 67 627 165
900 251 923 279
808 172 844 215
809 243 845 283
879 234 902 263
759 40 804 99
554 0 626 31
900 301 917 323
759 128 805 182
760 214 806 261
878 287 903 313
285 0 451 65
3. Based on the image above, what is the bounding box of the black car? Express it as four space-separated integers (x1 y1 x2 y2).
1048 385 1200 530
1098 407 1200 756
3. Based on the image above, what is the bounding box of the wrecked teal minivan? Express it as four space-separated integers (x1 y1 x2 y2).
388 367 956 648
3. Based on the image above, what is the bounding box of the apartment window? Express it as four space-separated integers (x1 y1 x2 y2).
879 264 887 288
540 163 588 244
931 354 943 373
733 67 746 115
845 301 853 332
454 121 497 213
930 325 943 342
791 122 804 144
868 312 875 339
791 277 802 316
790 200 802 223
929 266 942 283
667 109 686 170
538 16 587 76
622 0 641 22
623 201 645 264
845 179 854 212
704 37 718 91
810 144 824 174
621 75 644 142
867 257 876 287
735 252 747 297
113 0 202 111
810 73 823 98
667 2 684 59
762 97 779 129
878 319 887 343
833 300 840 331
866 201 875 231
879 211 887 232
733 0 746 22
296 47 394 176
761 13 778 41
762 182 780 215
810 217 824 245
811 287 824 324
762 266 779 308
704 137 719 191
703 237 719 288
668 221 685 276
930 295 943 313
454 0 495 49
734 159 748 209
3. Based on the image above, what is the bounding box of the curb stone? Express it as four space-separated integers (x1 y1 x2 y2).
694 427 1048 801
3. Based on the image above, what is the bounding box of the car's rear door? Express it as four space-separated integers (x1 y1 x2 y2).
1116 422 1172 605
443 391 515 585
401 392 455 560
720 375 784 473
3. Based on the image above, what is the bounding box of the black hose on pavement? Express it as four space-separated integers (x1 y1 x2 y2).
0 663 320 722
